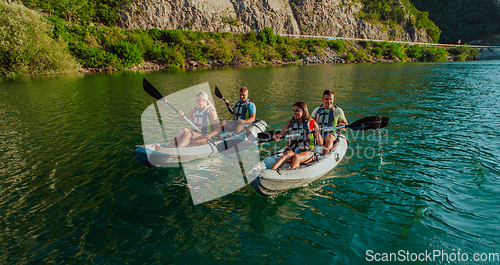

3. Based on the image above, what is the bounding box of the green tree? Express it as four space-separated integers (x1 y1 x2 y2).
114 41 143 68
257 27 277 46
0 1 80 77
328 40 345 53
406 44 423 58
422 47 447 62
21 0 121 26
162 30 185 45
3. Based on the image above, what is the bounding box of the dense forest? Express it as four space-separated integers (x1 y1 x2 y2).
411 0 500 44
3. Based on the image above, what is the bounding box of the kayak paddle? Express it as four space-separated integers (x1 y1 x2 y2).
257 116 384 141
380 117 390 128
214 85 235 115
216 131 303 155
220 116 384 155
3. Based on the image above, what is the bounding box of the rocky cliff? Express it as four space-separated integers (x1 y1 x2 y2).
118 0 432 43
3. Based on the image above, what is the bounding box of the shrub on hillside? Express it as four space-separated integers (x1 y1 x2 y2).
406 44 423 58
148 28 162 41
245 30 257 42
422 47 447 62
447 46 478 61
344 52 355 62
354 48 368 61
162 30 185 45
415 11 441 42
70 44 117 68
0 1 80 77
114 41 143 68
21 0 121 27
257 27 277 46
387 43 408 61
371 47 383 58
126 30 156 53
145 43 162 61
327 40 345 53
158 44 185 68
276 35 290 45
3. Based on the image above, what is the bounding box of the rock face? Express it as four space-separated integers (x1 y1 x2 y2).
290 0 432 42
118 0 300 34
118 0 432 42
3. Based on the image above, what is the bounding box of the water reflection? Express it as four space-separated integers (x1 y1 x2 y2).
1 62 500 263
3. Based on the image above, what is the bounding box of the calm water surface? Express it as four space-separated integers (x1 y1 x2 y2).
1 61 500 264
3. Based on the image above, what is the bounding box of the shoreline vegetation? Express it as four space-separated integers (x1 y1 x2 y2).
1 1 479 78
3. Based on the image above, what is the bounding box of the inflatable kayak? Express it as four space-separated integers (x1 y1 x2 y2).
133 119 267 167
249 134 348 196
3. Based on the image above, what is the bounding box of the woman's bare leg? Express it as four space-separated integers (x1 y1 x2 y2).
322 134 337 154
271 150 295 169
176 129 197 148
188 132 209 146
290 151 313 169
166 128 193 148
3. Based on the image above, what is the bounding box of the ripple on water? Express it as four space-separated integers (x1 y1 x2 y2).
2 62 500 263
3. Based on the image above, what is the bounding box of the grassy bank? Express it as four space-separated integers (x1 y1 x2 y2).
0 2 479 78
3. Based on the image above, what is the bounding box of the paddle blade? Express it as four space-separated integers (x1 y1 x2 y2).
214 86 224 99
347 116 382 130
257 130 281 141
216 139 255 155
380 117 390 128
143 78 164 100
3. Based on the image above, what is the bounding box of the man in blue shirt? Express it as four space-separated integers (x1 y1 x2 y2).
223 86 256 136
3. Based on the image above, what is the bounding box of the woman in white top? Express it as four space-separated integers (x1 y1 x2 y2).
165 91 220 148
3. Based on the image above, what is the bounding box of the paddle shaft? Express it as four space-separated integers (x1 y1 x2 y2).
259 132 302 143
218 116 382 153
215 86 236 116
258 129 333 144
225 101 236 116
315 118 382 132
163 99 208 136
223 97 235 115
260 124 370 141
219 116 388 155
143 78 216 145
258 121 377 144
258 115 384 141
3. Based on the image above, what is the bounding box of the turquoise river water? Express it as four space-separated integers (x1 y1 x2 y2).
1 61 499 264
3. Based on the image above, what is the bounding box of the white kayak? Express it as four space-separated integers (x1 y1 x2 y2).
133 120 267 167
249 134 348 196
